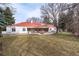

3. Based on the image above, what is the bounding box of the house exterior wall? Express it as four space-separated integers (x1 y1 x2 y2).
14 26 28 34
2 26 56 35
2 26 28 34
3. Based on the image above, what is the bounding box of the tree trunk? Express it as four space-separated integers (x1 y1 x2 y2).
56 26 59 33
0 27 3 55
0 27 2 37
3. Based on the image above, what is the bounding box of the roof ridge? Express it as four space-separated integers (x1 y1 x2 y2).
12 22 55 28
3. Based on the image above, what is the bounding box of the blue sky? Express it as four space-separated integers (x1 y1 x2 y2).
11 3 43 23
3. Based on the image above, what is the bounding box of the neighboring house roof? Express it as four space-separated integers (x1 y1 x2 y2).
11 22 55 28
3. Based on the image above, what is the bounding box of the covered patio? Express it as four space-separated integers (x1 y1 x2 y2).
27 28 49 34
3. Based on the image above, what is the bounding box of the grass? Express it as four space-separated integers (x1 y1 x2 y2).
0 32 79 56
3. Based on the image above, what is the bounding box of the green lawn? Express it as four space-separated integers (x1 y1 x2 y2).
0 32 79 56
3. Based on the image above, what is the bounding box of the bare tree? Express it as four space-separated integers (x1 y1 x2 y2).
41 3 69 33
26 17 42 23
41 3 79 35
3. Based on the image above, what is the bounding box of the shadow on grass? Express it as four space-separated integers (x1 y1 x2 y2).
0 35 18 56
1 33 79 56
52 32 79 42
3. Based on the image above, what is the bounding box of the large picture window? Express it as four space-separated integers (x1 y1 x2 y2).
12 28 15 32
23 28 26 31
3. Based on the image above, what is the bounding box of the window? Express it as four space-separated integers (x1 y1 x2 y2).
23 28 26 31
12 28 15 32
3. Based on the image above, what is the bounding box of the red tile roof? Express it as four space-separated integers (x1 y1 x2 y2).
12 22 55 28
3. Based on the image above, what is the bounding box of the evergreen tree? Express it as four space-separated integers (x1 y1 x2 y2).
0 7 6 37
0 6 15 37
4 7 15 25
43 16 51 24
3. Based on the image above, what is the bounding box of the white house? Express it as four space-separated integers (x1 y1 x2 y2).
2 22 56 35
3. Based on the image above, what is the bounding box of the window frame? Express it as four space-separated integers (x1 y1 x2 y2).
12 28 16 32
23 28 26 31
